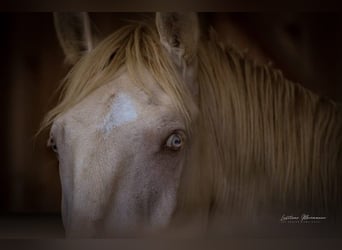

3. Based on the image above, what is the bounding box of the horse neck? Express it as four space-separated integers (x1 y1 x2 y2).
196 40 342 219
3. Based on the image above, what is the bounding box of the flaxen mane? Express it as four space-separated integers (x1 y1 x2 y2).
42 21 342 222
193 29 342 221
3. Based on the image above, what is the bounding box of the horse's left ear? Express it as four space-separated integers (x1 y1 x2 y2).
156 12 199 66
156 13 199 94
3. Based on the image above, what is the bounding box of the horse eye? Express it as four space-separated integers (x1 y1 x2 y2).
51 144 58 153
48 136 58 153
165 132 184 151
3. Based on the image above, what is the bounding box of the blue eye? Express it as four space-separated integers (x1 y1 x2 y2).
52 144 58 153
48 136 58 153
165 133 184 150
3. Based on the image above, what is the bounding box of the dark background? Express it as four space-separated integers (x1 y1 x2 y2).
0 12 341 237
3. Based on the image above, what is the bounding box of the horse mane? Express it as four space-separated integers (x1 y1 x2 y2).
192 28 342 221
42 20 342 222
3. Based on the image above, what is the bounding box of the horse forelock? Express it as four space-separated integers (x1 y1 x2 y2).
40 20 196 134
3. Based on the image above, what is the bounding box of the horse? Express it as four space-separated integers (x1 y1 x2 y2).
40 12 342 237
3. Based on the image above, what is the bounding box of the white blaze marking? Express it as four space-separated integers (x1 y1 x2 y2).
102 93 138 134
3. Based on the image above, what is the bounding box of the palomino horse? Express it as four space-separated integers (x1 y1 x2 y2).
41 12 342 237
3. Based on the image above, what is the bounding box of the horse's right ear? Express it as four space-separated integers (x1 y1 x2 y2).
53 12 98 65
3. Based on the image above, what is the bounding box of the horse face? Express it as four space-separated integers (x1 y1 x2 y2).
49 70 190 237
50 12 200 237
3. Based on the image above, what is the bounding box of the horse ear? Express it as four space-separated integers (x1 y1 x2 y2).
156 12 199 65
53 12 98 65
156 13 200 94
